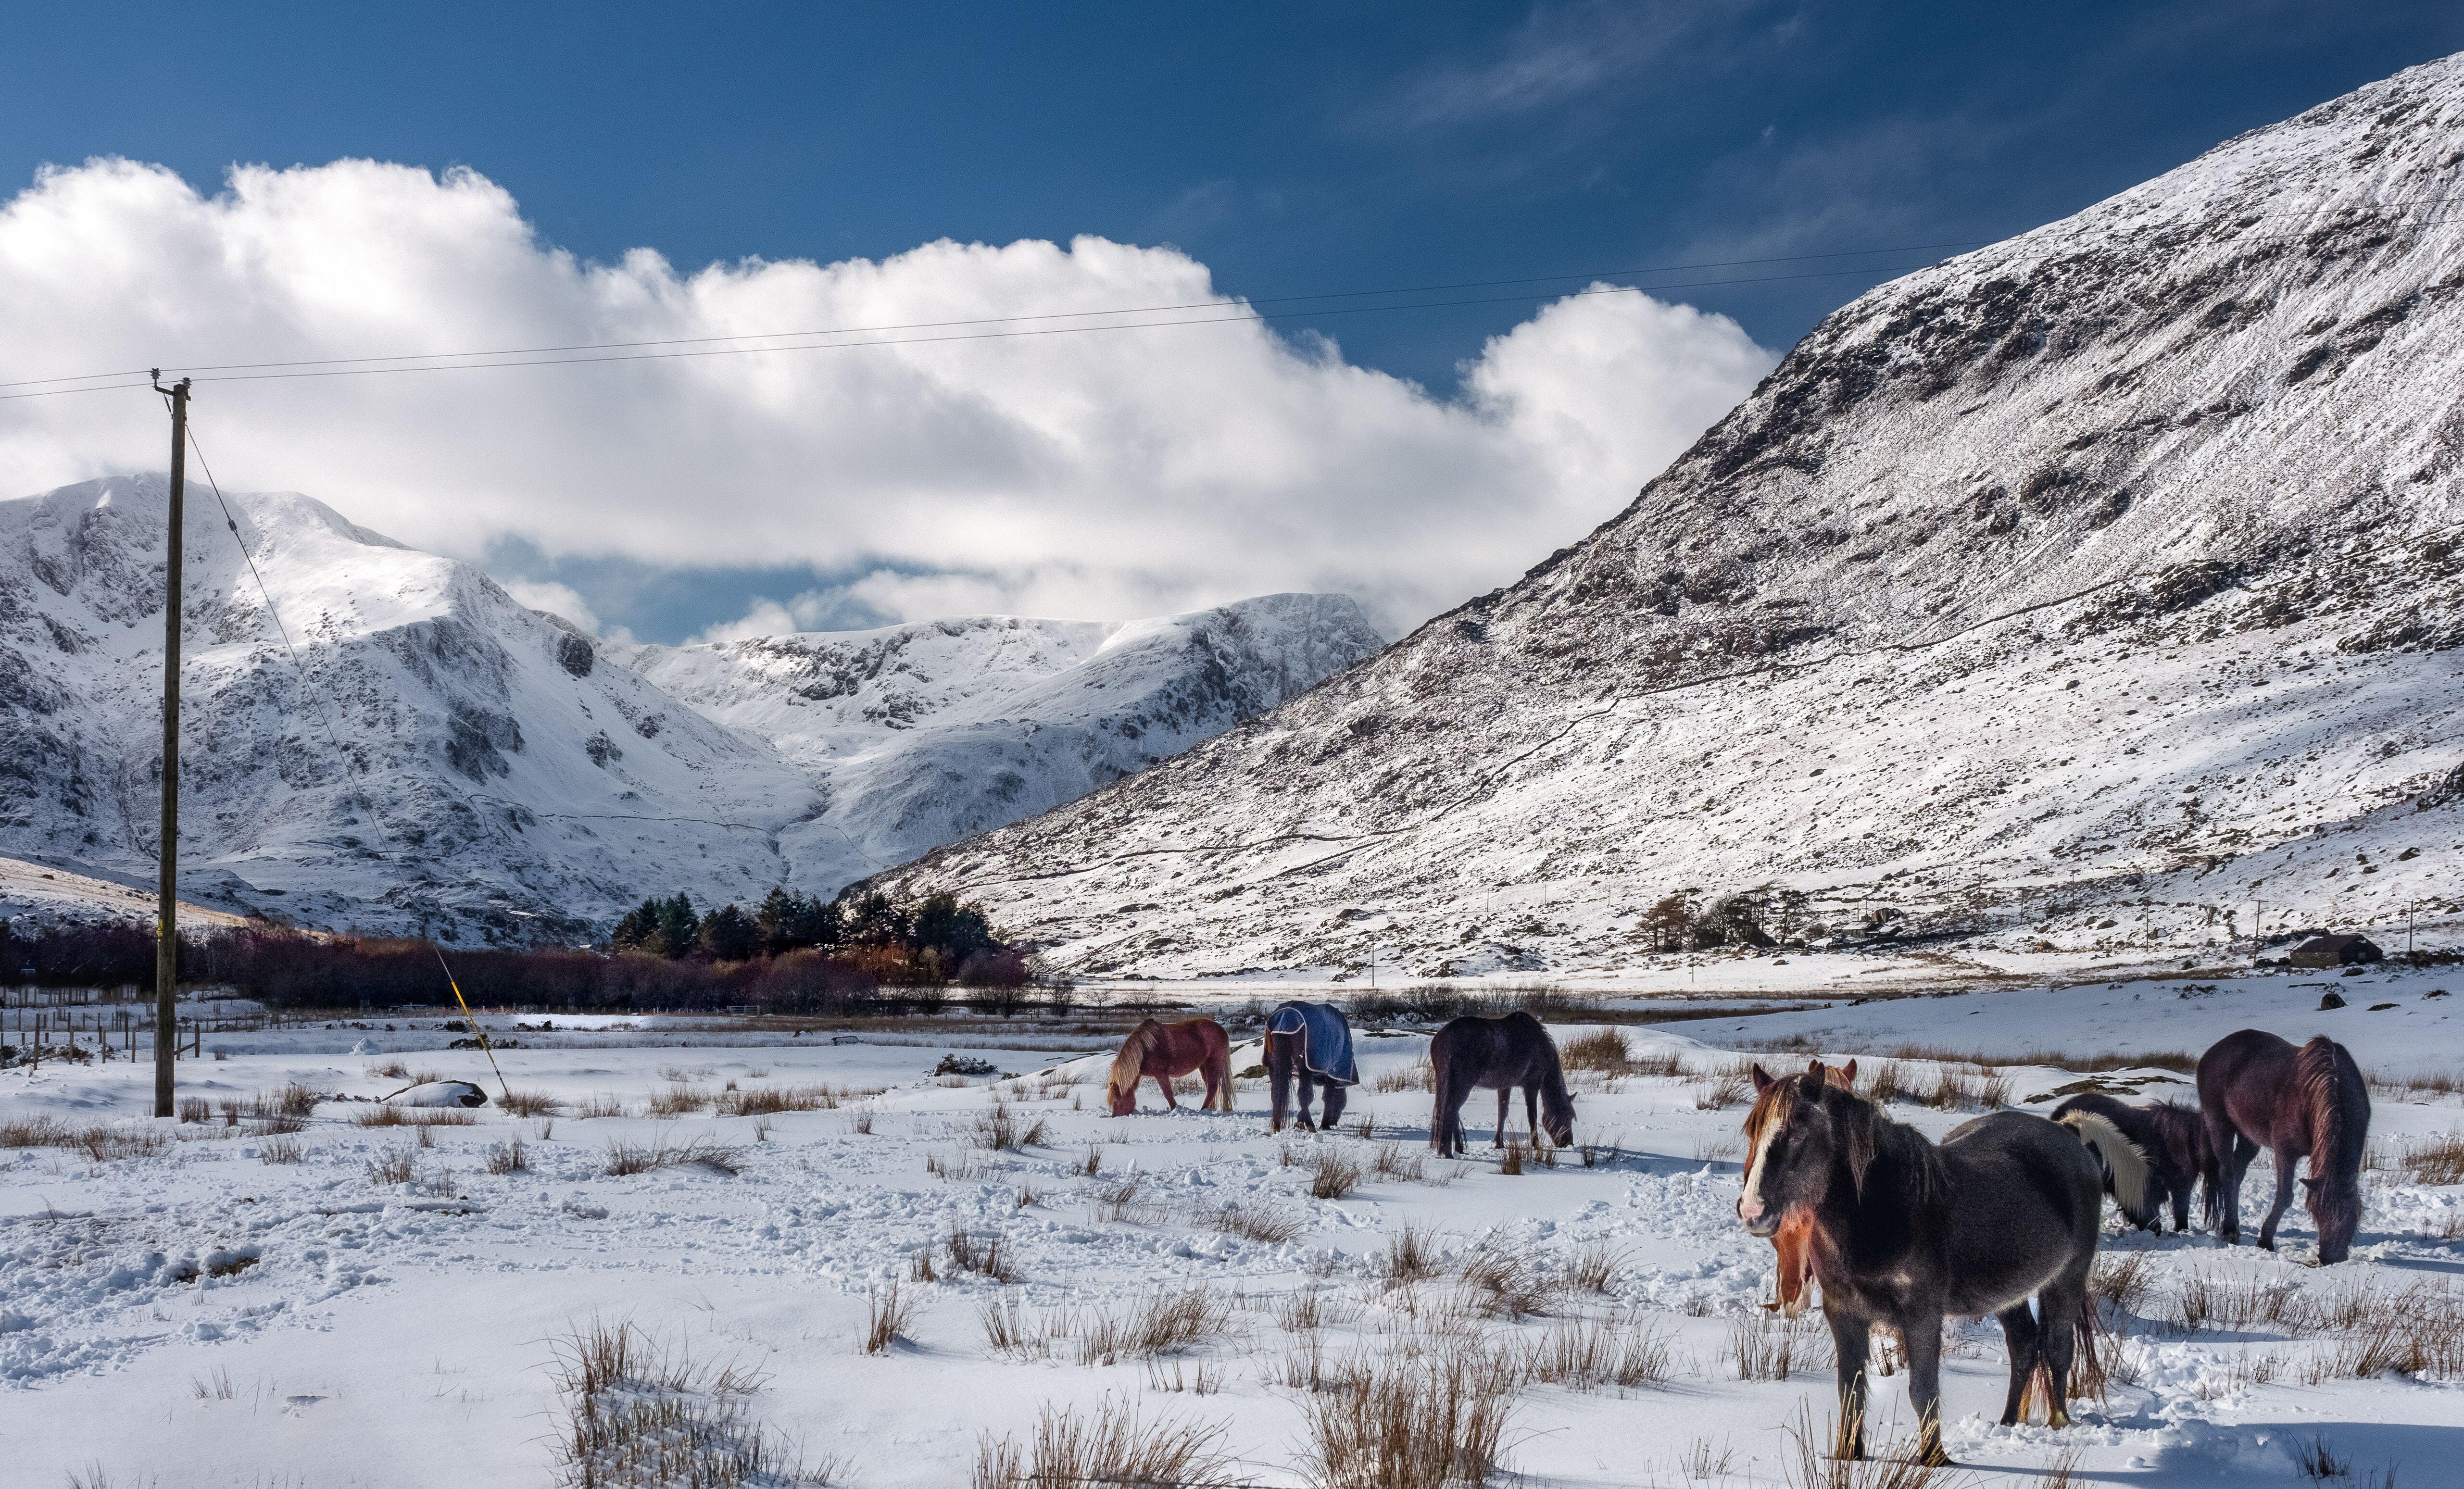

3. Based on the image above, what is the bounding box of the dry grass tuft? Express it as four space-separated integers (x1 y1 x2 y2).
1383 1225 1443 1286
1309 1148 1363 1200
1560 1028 1632 1072
1075 1286 1232 1366
368 1149 416 1186
1295 1341 1514 1489
2401 1131 2464 1186
499 1088 562 1117
576 1093 627 1120
1460 1245 1558 1320
1370 1142 1426 1182
2090 1251 2155 1317
259 1134 304 1165
1729 1311 1828 1381
487 1136 529 1175
1566 1242 1623 1294
1779 1402 1964 1489
551 1318 834 1487
1520 1313 1673 1391
945 1223 1019 1283
1374 1057 1435 1093
604 1135 747 1177
68 1124 169 1162
353 1106 476 1128
714 1084 843 1117
1201 1203 1305 1246
864 1280 917 1355
645 1085 713 1118
970 1398 1232 1489
1694 1075 1749 1112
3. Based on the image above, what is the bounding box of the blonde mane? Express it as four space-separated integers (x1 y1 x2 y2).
1108 1020 1161 1102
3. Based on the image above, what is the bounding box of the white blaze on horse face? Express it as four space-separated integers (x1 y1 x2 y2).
1738 1117 1782 1223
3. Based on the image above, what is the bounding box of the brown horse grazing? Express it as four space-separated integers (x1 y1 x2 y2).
1740 1062 2108 1465
2197 1029 2370 1264
2048 1091 2209 1234
1428 1011 1574 1156
1106 1018 1233 1116
1766 1059 1856 1317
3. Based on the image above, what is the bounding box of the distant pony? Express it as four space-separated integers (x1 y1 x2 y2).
1428 1011 1574 1156
1265 1001 1358 1132
1765 1059 1857 1317
2197 1028 2370 1264
1106 1017 1233 1116
1739 1062 2108 1465
2048 1091 2207 1233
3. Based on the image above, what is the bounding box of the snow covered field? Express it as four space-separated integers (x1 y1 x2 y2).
6 968 2464 1487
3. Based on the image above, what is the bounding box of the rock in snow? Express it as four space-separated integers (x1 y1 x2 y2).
0 475 1379 938
865 53 2464 977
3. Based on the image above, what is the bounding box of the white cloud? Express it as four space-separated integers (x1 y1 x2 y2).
497 576 601 635
0 157 1773 635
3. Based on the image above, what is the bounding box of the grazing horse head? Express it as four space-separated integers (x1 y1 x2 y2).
1539 1082 1576 1148
1107 1021 1159 1116
1736 1059 1882 1239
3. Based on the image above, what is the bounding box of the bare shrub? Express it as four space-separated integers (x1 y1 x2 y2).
1310 1149 1364 1200
605 1136 747 1177
971 1398 1232 1489
487 1136 529 1175
499 1088 562 1117
275 1082 322 1117
175 1096 210 1124
849 1105 877 1135
864 1280 917 1354
1295 1342 1514 1489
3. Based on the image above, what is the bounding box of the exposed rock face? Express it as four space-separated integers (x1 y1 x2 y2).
864 54 2464 976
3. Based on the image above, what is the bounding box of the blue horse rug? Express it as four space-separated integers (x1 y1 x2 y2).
1267 1001 1358 1086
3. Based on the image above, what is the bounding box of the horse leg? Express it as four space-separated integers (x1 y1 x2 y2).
1826 1312 1872 1461
1295 1068 1317 1131
1156 1071 1178 1111
1494 1087 1509 1148
1906 1318 1954 1466
2037 1270 2088 1429
2258 1144 2298 1251
2212 1123 2253 1244
2170 1176 2193 1234
1995 1302 2041 1426
1319 1080 1347 1132
1270 1048 1291 1133
1431 1063 1458 1156
1524 1082 1541 1144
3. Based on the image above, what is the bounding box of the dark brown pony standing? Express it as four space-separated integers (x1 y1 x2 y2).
1106 1018 1233 1116
1428 1011 1574 1155
1738 1062 2109 1465
2047 1091 2211 1234
2196 1029 2370 1264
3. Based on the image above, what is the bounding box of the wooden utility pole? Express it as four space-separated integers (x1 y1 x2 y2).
151 373 189 1118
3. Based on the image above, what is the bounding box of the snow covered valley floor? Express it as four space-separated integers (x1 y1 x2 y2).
6 973 2464 1487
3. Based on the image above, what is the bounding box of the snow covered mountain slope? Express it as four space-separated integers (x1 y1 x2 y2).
613 595 1384 891
0 475 812 941
866 53 2464 977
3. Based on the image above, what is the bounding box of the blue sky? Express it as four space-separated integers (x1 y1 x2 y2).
3 2 2460 641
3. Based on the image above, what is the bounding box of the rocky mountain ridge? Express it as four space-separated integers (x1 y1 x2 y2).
863 53 2464 976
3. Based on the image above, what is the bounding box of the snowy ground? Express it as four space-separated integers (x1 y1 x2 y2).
5 969 2463 1487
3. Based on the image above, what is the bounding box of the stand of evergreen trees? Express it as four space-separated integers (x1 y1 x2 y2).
608 887 1005 982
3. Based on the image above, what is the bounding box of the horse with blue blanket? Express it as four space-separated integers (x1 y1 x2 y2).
1265 1001 1358 1132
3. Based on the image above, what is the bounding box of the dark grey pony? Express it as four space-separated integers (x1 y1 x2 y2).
1739 1063 2109 1465
1427 1011 1574 1156
2048 1091 2210 1234
2197 1029 2370 1264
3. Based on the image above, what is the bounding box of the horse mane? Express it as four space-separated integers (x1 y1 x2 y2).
2297 1036 2368 1204
1108 1020 1160 1101
2057 1109 2150 1216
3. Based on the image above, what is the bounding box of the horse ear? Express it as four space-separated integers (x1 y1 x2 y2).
1751 1064 1775 1093
1804 1059 1824 1079
1840 1060 1858 1085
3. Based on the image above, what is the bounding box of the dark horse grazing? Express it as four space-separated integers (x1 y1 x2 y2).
1428 1011 1574 1156
2197 1028 2370 1264
2048 1091 2210 1234
1739 1062 2115 1464
1106 1018 1233 1116
1265 1001 1358 1132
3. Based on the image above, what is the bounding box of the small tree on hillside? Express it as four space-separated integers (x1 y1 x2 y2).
913 891 996 964
653 893 701 959
757 887 842 953
612 898 663 953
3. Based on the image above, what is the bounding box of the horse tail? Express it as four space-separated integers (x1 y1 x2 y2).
2065 1280 2107 1403
2059 1110 2150 1219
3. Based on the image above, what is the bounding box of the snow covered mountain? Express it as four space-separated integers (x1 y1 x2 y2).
0 475 1379 938
612 596 1384 891
864 53 2464 977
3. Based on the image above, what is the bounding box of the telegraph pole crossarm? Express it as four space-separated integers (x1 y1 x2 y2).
150 370 188 1119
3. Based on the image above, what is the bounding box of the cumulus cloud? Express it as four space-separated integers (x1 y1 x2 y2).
497 576 603 635
0 157 1773 635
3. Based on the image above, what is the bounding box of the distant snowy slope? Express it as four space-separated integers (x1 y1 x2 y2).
865 53 2464 976
615 594 1385 890
0 475 810 940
